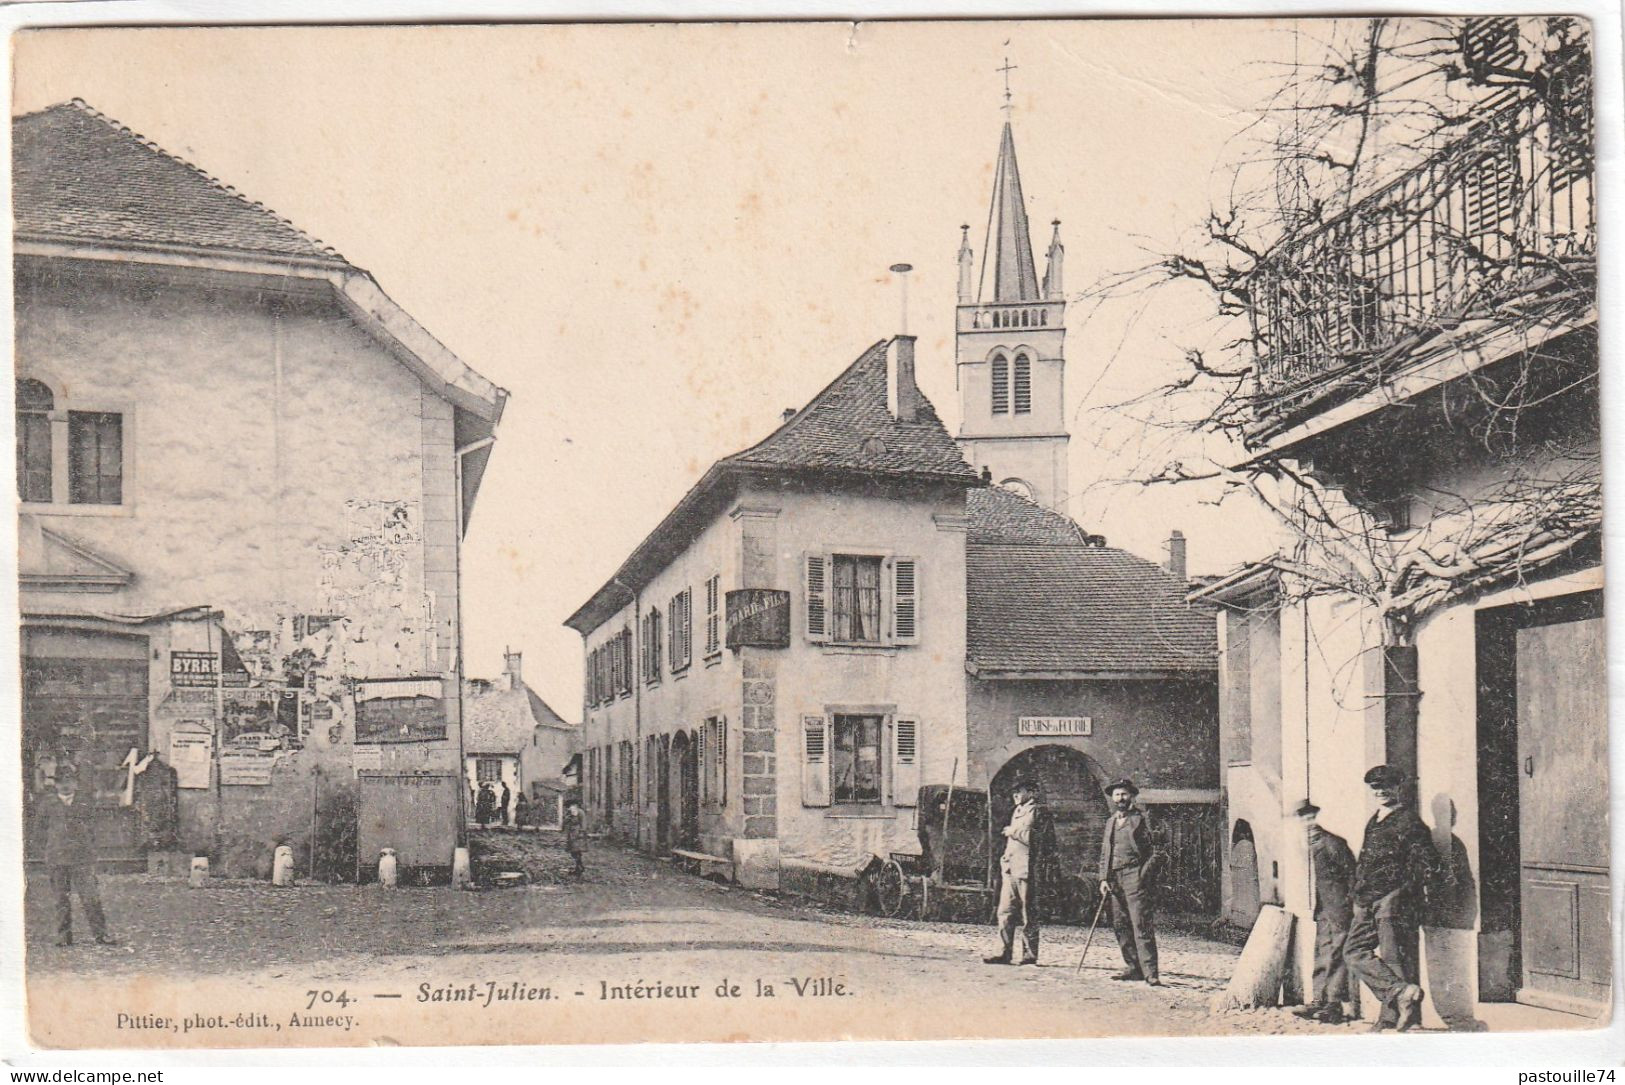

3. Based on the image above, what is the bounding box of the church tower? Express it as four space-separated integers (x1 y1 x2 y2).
955 120 1069 515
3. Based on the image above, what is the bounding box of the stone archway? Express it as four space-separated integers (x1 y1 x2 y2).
990 745 1109 923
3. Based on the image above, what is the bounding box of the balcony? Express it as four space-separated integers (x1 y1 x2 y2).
1248 72 1595 425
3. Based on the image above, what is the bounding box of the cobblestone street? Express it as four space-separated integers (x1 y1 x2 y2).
21 831 1462 1049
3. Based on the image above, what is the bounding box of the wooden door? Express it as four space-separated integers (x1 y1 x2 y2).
1516 615 1609 1010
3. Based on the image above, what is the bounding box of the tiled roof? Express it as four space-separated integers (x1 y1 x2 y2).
967 485 1088 545
724 341 980 483
968 543 1217 674
463 681 577 754
14 100 347 265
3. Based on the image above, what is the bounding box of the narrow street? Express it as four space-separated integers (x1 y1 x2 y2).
27 831 1412 1049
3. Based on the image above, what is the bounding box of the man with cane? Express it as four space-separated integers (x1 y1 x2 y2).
1098 779 1162 986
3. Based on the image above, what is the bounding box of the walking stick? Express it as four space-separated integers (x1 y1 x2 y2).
1075 884 1110 974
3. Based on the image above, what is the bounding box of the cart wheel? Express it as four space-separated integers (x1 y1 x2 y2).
875 858 907 918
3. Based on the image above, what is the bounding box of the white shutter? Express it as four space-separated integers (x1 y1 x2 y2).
804 554 830 641
801 714 830 806
890 557 919 644
892 717 920 806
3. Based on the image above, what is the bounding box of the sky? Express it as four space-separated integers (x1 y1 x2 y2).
12 19 1303 716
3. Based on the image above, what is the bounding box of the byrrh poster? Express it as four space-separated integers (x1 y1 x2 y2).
6 8 1617 1066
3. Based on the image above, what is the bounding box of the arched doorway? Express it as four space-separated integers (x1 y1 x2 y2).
669 730 699 850
990 745 1108 923
1228 820 1261 928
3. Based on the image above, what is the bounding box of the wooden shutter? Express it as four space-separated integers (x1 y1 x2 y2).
697 722 708 803
716 717 727 805
801 715 830 806
804 554 830 642
889 557 919 644
892 717 920 806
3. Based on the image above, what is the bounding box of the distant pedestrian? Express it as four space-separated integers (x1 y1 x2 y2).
1098 778 1161 986
33 763 118 947
499 782 512 827
475 783 496 828
563 800 585 876
514 791 530 830
1290 799 1356 1024
984 777 1054 966
1344 765 1444 1032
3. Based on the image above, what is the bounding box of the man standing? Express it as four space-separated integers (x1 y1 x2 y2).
984 778 1054 966
499 781 512 827
1344 764 1444 1032
34 763 117 947
562 798 585 877
1098 779 1161 985
1290 799 1355 1024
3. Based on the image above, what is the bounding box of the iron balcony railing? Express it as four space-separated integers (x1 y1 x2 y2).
1249 70 1595 413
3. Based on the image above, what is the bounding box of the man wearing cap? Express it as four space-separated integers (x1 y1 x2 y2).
33 763 118 947
1290 799 1355 1024
1098 779 1162 985
1344 765 1444 1031
985 777 1054 966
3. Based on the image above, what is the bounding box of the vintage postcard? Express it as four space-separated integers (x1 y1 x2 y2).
7 14 1611 1053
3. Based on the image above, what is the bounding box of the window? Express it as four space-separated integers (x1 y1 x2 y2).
702 716 727 805
16 379 53 503
704 575 722 656
991 353 1010 414
1013 354 1032 414
831 713 884 805
68 411 122 505
642 608 663 683
669 588 692 672
476 757 502 783
620 741 634 804
831 555 883 643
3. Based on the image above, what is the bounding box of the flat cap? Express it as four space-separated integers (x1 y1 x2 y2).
1363 764 1406 786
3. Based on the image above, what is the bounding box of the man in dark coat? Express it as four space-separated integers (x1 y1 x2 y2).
1290 799 1356 1024
475 782 496 827
34 763 117 946
1098 778 1162 985
984 778 1055 966
499 782 512 827
1344 764 1444 1032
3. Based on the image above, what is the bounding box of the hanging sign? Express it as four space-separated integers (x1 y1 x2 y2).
1018 716 1093 737
725 589 791 649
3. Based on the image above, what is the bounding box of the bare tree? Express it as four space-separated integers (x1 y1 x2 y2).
1089 15 1597 644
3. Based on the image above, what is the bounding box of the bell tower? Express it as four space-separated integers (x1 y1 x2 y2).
955 115 1069 515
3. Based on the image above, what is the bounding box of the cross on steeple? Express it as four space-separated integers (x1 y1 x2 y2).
997 54 1018 114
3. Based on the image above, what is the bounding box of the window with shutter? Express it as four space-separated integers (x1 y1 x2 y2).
16 379 53 504
801 715 830 806
715 717 727 805
890 557 919 644
705 575 721 656
991 353 1010 414
1013 354 1032 414
892 717 920 807
68 411 122 505
804 555 830 641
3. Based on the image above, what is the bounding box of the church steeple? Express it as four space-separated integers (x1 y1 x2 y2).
981 122 1041 304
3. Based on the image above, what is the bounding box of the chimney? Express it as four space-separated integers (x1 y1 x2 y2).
503 647 523 691
781 407 797 425
1166 530 1187 581
887 336 924 423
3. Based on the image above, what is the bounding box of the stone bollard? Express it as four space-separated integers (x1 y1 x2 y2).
189 856 209 888
451 846 472 889
271 845 294 887
378 847 399 888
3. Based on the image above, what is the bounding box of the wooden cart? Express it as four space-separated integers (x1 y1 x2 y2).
869 784 995 921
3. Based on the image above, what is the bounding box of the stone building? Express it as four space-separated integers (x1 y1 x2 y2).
1197 20 1601 1023
15 101 506 877
566 337 980 889
464 649 579 828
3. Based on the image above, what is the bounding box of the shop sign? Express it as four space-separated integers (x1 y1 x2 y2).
355 677 447 743
170 651 219 688
1017 716 1092 737
725 589 791 649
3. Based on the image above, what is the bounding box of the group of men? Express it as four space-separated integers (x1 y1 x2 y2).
983 763 1444 1032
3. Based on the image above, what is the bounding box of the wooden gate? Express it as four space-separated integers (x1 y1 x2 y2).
1516 613 1609 1011
1150 802 1222 916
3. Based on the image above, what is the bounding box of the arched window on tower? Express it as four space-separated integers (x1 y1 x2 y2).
1013 354 1032 414
16 378 53 503
990 353 1010 415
